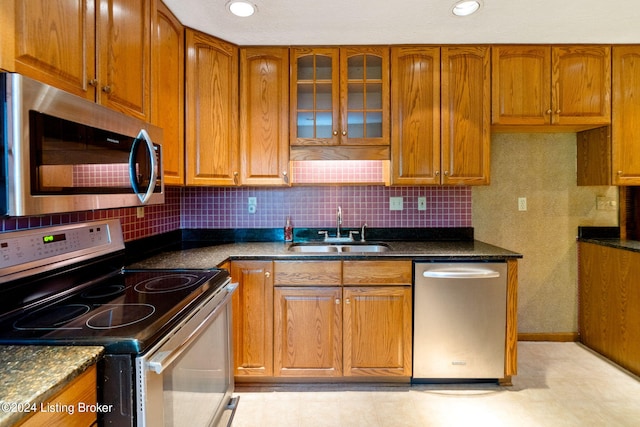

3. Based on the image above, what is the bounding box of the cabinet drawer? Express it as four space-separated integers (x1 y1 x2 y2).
274 261 342 286
343 260 412 285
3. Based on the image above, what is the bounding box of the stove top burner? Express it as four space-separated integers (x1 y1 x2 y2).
0 267 230 354
86 304 156 329
133 273 205 293
13 304 91 330
81 284 126 299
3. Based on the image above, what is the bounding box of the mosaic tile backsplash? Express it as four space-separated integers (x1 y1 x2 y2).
0 186 471 241
0 187 182 241
181 186 471 229
291 161 386 184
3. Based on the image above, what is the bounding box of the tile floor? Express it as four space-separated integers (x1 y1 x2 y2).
231 342 640 427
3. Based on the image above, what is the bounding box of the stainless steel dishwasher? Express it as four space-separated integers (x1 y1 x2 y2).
413 262 507 381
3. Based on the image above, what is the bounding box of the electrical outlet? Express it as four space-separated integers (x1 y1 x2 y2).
418 197 427 211
248 197 257 214
389 197 403 211
518 197 527 211
136 207 145 218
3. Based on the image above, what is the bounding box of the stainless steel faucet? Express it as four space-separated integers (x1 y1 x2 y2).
318 206 356 242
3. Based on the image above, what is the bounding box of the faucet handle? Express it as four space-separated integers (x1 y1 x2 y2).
318 231 329 241
348 230 359 241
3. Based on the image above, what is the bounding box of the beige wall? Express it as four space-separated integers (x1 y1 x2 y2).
472 133 618 334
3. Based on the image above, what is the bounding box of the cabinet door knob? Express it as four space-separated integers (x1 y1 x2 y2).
556 109 561 114
345 298 350 304
102 85 112 94
265 271 271 278
333 130 338 136
233 171 239 185
618 171 623 175
342 130 347 136
88 79 98 87
435 171 440 176
335 298 340 305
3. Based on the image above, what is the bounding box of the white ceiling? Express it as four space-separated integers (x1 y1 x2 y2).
163 0 640 46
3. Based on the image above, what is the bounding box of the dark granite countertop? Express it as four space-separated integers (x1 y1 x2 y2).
576 226 640 254
129 240 522 270
578 237 640 253
0 346 103 427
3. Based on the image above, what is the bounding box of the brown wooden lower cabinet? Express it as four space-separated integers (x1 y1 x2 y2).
273 284 413 378
579 242 640 376
231 260 274 377
272 260 412 379
18 364 97 427
232 258 516 382
343 286 412 377
274 286 343 377
232 259 413 381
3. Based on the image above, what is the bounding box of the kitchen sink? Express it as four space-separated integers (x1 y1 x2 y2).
288 245 340 253
288 243 391 253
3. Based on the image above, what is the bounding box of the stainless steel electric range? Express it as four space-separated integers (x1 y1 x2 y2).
0 219 238 426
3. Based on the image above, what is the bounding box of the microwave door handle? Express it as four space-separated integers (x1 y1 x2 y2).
128 129 158 204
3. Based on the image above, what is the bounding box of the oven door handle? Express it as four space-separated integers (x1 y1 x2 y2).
147 282 238 374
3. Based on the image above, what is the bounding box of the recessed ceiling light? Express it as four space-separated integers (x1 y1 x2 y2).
227 1 256 17
452 0 481 17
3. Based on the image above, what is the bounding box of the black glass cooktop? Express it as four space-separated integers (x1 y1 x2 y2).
0 268 229 354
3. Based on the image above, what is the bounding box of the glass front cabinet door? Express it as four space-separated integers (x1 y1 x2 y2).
290 47 389 147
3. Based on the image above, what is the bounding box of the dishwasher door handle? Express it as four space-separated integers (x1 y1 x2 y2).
422 268 501 279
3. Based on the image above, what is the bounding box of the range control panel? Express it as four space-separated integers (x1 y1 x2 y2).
0 220 125 283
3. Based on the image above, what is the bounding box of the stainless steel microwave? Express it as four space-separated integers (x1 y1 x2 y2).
1 72 164 217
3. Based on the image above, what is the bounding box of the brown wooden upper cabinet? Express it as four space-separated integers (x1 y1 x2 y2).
185 29 239 186
492 45 611 129
240 47 290 186
391 46 490 185
290 47 389 160
577 46 640 187
612 46 640 185
153 1 184 185
12 0 152 121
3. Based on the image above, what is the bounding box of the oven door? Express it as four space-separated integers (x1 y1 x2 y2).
136 281 237 427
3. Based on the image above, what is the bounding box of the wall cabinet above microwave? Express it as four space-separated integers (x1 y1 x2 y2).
5 0 152 122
